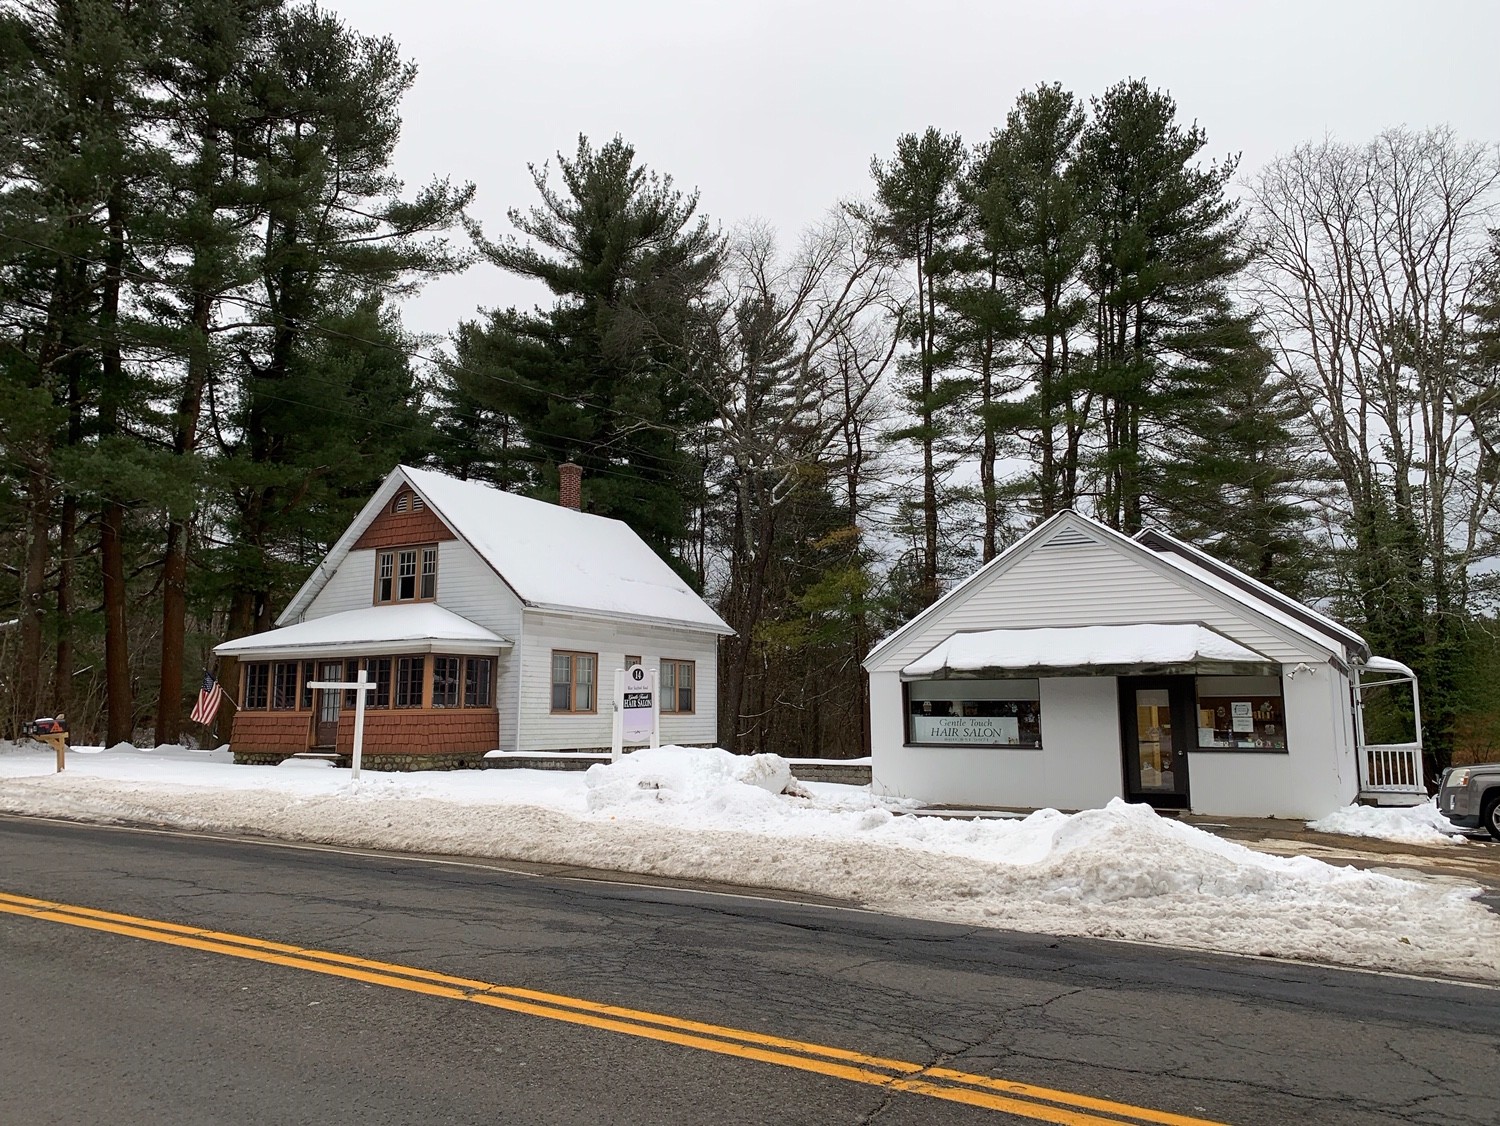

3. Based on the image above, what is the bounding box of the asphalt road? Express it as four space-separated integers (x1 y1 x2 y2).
1 814 1496 1126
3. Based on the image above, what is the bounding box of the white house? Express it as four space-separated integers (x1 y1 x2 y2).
863 511 1424 819
215 465 732 767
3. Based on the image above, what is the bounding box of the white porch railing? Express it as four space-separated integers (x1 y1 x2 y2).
1359 741 1424 792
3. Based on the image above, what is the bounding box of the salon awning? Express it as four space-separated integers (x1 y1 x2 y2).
214 604 512 661
900 624 1274 680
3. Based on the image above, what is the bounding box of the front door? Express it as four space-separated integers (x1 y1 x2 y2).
1119 676 1193 810
314 661 342 747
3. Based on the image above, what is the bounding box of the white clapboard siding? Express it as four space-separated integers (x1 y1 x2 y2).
303 549 378 618
516 611 720 751
430 541 524 639
431 541 525 751
869 530 1323 674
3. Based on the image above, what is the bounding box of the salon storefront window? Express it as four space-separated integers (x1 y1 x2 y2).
1195 675 1287 751
906 679 1042 747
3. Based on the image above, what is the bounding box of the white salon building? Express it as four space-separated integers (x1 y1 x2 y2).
863 512 1424 819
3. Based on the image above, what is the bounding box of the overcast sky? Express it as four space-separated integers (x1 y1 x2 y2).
321 0 1500 340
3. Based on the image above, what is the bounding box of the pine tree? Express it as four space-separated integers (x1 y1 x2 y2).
211 2 471 703
1153 344 1322 598
867 128 968 605
454 134 722 566
966 84 1092 525
1078 79 1252 534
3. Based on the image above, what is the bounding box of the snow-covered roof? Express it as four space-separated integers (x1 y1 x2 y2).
216 604 511 659
279 466 731 635
901 624 1272 679
1134 528 1367 660
866 511 1358 672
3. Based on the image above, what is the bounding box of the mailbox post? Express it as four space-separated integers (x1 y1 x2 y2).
305 669 374 782
24 718 68 772
39 731 67 773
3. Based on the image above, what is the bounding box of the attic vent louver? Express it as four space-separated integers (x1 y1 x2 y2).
411 494 425 512
1040 527 1091 549
393 493 409 514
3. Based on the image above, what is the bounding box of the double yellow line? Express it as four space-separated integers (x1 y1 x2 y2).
0 890 1226 1125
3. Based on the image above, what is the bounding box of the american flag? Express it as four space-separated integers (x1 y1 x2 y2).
190 673 225 726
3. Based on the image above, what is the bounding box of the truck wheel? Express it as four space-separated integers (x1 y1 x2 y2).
1484 795 1500 841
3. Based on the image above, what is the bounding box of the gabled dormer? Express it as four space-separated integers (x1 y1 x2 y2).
353 486 457 606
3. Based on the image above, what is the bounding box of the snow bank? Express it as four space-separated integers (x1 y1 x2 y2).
0 742 1495 982
1308 801 1469 845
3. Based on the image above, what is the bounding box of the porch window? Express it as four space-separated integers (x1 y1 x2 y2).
272 662 300 710
301 661 315 709
432 657 460 708
661 659 694 714
1194 676 1286 750
551 651 596 713
906 679 1041 747
395 656 425 708
243 663 270 710
368 657 392 708
465 658 493 708
342 658 361 707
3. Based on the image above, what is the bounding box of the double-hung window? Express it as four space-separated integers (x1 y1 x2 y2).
376 545 437 604
661 659 695 714
551 651 596 713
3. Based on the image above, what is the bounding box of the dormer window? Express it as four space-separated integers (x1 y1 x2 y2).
376 545 438 603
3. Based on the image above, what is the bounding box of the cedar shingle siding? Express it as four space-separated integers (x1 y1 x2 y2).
354 496 455 550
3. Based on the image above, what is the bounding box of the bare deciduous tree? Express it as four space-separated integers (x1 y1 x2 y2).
704 212 897 753
1250 126 1500 766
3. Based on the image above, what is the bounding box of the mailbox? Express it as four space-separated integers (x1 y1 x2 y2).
22 716 69 772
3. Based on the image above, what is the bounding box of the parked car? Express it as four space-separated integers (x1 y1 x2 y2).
1437 762 1500 839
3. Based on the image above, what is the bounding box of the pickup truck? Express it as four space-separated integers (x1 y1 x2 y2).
1437 762 1500 838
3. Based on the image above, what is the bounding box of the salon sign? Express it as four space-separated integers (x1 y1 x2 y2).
911 715 1021 745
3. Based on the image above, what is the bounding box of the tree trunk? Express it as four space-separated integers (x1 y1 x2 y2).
100 175 134 746
156 292 213 745
17 465 52 727
54 492 76 721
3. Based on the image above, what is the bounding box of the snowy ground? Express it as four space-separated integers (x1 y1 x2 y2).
0 740 1495 984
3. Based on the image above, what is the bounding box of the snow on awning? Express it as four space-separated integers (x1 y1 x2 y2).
901 624 1273 680
214 604 512 660
1361 655 1417 680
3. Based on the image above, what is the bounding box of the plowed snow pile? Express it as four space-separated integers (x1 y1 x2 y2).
1 741 1493 982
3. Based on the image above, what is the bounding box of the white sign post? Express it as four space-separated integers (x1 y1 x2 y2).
306 669 374 784
611 664 659 762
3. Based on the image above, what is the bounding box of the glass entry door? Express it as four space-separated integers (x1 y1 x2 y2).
1119 676 1193 809
314 661 342 747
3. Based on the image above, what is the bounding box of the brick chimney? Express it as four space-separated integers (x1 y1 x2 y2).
558 461 582 511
